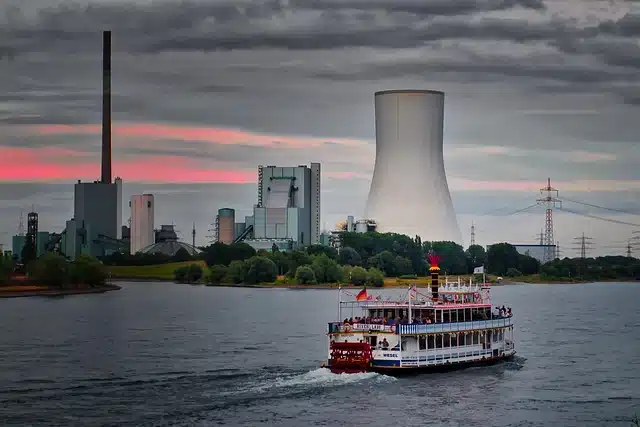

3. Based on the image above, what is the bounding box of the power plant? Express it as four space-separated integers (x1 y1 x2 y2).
364 90 462 243
218 163 322 252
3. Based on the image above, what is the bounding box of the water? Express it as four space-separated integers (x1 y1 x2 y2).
0 282 638 426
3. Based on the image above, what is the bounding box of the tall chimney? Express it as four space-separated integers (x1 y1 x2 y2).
101 30 112 184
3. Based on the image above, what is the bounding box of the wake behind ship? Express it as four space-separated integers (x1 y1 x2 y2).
323 254 516 374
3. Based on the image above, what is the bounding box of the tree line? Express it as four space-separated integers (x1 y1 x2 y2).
176 233 542 285
1 252 108 289
540 256 640 281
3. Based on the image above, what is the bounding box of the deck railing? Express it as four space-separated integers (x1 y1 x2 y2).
397 318 513 335
328 317 513 335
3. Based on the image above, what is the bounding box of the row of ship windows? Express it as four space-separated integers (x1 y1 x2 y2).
414 330 505 349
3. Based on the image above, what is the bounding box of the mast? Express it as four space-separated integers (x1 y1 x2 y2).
338 286 342 321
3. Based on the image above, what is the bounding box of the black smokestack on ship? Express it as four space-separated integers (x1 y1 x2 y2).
427 252 442 302
101 30 112 184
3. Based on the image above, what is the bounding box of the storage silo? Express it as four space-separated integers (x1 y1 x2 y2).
130 194 154 254
218 208 235 244
364 90 462 243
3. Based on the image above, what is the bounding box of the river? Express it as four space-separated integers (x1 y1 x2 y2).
0 281 638 426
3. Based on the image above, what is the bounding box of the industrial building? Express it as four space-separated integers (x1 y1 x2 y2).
138 225 201 256
59 31 125 260
229 163 321 251
130 194 154 254
364 90 462 243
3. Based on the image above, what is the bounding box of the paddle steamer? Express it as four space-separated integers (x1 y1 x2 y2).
324 253 515 374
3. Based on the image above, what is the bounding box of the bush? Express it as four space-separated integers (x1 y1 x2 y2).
367 268 385 287
225 260 246 283
187 264 203 283
295 266 317 284
348 266 368 286
505 267 522 277
399 274 417 279
30 253 70 288
174 263 203 283
207 264 228 284
71 254 107 287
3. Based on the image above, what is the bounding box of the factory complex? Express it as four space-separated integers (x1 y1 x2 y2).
5 31 473 263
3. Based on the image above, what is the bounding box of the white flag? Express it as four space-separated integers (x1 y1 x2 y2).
473 266 484 274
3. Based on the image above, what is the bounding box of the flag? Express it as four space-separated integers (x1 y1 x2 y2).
355 288 368 301
473 266 484 274
409 284 416 300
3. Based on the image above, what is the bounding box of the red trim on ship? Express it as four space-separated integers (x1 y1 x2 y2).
329 342 373 374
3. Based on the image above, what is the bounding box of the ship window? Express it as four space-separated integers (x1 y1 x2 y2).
435 334 442 348
443 334 450 347
473 332 480 345
427 335 435 349
466 333 472 346
451 334 458 347
419 335 426 350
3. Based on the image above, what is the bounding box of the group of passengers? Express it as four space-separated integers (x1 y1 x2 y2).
343 315 434 326
495 305 513 317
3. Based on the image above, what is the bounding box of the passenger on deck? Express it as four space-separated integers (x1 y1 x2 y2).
381 338 389 350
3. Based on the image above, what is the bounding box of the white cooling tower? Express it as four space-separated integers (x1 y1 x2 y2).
364 90 462 243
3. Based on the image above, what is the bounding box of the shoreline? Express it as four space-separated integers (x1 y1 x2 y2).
0 284 122 299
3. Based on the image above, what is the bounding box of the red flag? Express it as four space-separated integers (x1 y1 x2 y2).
355 288 368 301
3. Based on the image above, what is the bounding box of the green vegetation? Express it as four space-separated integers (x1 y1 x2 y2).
174 263 204 284
540 256 640 282
100 230 639 286
108 260 208 280
23 253 108 289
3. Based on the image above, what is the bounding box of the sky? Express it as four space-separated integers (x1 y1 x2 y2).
1 0 640 257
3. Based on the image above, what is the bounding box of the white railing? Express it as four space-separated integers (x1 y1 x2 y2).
398 317 513 335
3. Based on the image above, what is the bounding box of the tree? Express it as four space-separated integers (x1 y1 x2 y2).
367 268 385 287
30 253 70 288
71 254 107 287
207 264 228 284
226 260 246 284
285 250 313 277
311 253 343 283
244 256 278 284
339 247 362 266
505 268 522 277
21 238 37 265
295 266 317 284
348 266 368 286
466 244 486 269
187 264 203 282
201 242 256 267
307 244 338 260
486 243 521 276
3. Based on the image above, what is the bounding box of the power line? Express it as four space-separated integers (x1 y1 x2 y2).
498 202 541 217
557 207 640 227
561 196 640 216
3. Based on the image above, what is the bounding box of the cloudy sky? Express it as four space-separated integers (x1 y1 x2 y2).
1 0 639 256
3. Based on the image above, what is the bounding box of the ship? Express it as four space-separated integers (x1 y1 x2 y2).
323 253 515 374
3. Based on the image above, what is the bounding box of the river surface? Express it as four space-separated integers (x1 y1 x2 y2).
0 282 638 426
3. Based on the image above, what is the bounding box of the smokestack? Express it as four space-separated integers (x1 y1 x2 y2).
101 30 112 184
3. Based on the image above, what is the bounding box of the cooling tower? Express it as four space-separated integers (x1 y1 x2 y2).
364 90 462 243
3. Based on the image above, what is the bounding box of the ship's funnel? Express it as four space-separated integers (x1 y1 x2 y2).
427 252 441 301
101 30 112 184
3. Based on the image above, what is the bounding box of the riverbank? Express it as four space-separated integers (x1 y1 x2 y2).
108 261 207 280
0 284 122 299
